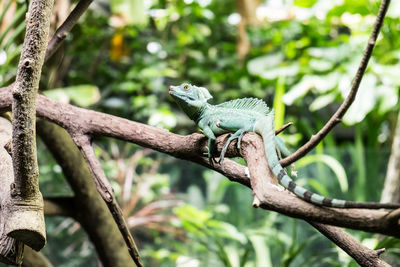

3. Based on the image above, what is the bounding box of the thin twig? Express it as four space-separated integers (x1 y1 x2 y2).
73 134 143 267
280 0 391 167
45 0 93 61
275 122 292 135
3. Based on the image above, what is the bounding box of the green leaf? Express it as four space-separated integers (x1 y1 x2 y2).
43 85 100 107
207 220 248 244
174 205 211 225
294 0 318 8
274 75 286 128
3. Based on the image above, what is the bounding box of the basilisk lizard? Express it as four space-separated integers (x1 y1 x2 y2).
169 83 400 209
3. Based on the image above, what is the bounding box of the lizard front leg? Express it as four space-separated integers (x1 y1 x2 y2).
218 129 246 171
215 120 251 171
198 123 218 165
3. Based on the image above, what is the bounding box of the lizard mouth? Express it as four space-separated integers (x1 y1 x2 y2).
168 86 175 95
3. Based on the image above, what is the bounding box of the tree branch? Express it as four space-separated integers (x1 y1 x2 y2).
280 0 391 167
0 117 23 265
309 222 389 267
8 0 54 251
0 0 92 92
1 90 399 236
45 0 93 61
72 134 142 267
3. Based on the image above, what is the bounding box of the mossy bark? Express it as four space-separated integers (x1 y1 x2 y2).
8 0 54 251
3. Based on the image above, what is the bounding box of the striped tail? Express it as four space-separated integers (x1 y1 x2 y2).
254 113 400 209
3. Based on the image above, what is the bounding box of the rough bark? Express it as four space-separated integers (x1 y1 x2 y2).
37 119 136 267
8 0 54 251
310 222 389 267
0 117 23 265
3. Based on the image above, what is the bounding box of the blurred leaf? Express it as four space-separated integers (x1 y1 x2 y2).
248 235 273 267
247 53 284 76
294 0 318 8
307 45 349 62
376 85 398 114
110 0 148 26
174 205 211 226
307 179 330 197
148 109 177 129
274 75 286 128
260 64 300 80
44 85 100 107
343 74 377 125
375 237 400 249
309 59 334 72
186 185 205 208
309 92 337 111
282 79 312 105
208 220 247 244
204 171 231 204
296 154 348 193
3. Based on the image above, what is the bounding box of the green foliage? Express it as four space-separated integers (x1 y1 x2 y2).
43 85 100 107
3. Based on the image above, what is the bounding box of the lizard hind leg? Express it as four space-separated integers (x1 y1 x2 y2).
219 129 246 171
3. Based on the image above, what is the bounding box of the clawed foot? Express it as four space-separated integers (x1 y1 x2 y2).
204 145 219 167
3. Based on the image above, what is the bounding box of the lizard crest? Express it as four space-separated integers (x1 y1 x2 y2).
217 98 270 116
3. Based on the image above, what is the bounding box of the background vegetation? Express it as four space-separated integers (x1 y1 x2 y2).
1 0 400 266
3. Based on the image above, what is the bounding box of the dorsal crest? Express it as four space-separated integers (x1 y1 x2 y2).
216 98 269 115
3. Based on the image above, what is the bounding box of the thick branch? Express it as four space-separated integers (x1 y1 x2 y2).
12 0 53 197
309 222 389 267
8 0 54 251
281 0 391 167
0 90 399 236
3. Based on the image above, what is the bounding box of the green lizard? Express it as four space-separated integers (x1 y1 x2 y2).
169 83 400 209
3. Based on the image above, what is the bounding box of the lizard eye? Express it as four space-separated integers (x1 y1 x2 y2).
184 85 189 91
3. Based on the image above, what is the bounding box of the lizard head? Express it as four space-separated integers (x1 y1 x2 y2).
169 83 212 120
169 83 212 103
